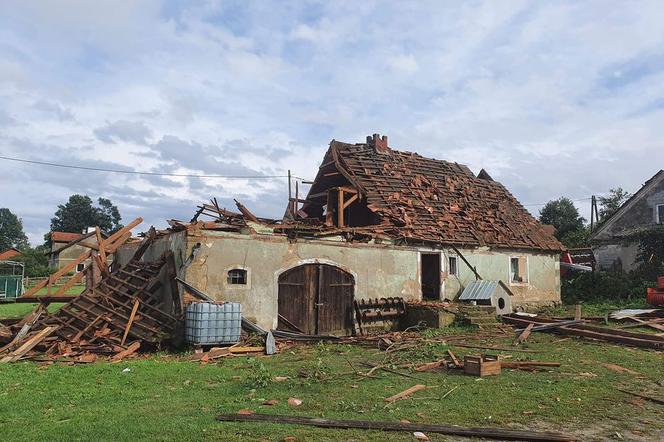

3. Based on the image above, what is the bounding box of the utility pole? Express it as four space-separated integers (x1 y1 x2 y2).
590 195 599 232
287 169 293 218
590 195 595 232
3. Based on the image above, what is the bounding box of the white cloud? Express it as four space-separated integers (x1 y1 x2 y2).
1 0 664 243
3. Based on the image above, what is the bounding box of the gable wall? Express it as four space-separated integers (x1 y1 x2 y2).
592 175 664 271
595 177 664 240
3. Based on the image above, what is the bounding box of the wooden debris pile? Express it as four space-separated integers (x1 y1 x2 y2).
503 314 664 350
0 247 183 363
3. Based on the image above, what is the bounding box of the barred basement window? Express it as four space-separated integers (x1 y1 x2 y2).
227 269 247 285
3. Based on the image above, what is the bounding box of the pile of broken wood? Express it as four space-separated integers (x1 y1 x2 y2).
503 313 664 350
0 233 184 364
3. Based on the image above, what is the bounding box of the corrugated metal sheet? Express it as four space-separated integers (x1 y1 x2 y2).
459 280 499 301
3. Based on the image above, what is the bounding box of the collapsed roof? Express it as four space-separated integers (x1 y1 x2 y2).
298 134 563 252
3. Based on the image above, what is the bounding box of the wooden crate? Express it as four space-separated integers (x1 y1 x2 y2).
464 355 501 377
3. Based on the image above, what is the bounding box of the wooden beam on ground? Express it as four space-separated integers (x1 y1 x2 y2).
513 323 534 345
216 413 576 441
384 384 426 403
0 326 57 363
111 341 141 362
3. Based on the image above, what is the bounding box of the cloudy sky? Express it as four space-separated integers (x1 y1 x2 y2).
1 1 664 244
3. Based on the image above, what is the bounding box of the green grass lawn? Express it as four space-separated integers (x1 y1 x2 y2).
0 322 662 441
0 285 84 319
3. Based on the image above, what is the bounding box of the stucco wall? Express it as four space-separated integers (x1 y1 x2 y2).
181 231 560 330
593 242 639 272
442 247 560 307
51 244 96 273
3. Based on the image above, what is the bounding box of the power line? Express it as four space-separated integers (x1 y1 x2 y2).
522 197 593 207
0 155 306 180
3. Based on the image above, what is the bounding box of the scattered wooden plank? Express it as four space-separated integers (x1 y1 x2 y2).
513 323 534 345
229 346 264 354
451 343 541 353
384 384 426 403
111 341 141 362
0 326 57 363
627 317 664 332
601 363 640 376
414 360 444 372
278 314 304 334
447 349 461 367
501 361 560 368
189 347 231 361
617 389 664 406
216 413 576 441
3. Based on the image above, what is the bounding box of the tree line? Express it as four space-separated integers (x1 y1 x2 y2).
538 188 631 248
0 195 123 277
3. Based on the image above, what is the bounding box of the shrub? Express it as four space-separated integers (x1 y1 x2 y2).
562 271 654 304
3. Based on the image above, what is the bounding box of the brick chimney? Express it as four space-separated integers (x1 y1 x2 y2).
366 133 389 154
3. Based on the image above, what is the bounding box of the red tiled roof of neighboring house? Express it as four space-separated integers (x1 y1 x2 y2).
301 135 565 252
0 248 21 260
51 231 83 243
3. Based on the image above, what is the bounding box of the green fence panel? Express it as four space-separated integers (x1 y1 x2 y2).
0 275 23 299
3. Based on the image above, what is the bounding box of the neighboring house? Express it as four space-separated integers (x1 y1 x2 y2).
116 134 564 335
590 170 664 272
0 248 21 261
48 230 105 273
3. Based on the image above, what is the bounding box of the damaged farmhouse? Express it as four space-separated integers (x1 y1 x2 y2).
117 134 565 336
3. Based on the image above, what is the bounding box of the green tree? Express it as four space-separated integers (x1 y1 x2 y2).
15 245 51 277
598 187 631 222
48 195 124 241
632 225 664 280
0 208 29 251
539 197 586 247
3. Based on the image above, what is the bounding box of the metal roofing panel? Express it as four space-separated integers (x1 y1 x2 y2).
459 280 499 301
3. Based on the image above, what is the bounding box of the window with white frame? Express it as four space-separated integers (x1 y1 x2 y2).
448 256 458 276
509 257 528 283
76 263 85 272
227 268 247 285
657 204 664 224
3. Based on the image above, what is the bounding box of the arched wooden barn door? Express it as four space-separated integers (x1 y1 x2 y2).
278 264 354 336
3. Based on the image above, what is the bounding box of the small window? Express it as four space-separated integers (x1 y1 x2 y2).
448 256 458 276
227 269 247 285
76 263 85 272
658 204 664 224
510 257 528 283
